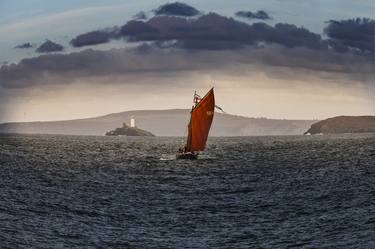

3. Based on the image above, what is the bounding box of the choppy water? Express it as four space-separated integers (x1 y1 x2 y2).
0 133 375 248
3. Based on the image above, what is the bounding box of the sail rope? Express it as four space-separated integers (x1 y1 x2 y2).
195 93 226 114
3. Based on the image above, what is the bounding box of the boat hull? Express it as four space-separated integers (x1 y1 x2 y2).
176 152 198 160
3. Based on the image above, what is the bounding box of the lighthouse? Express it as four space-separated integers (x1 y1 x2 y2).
130 116 135 128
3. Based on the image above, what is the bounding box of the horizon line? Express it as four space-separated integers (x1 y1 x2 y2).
0 108 328 124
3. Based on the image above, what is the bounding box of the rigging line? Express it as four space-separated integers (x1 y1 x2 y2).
195 91 224 113
215 105 226 113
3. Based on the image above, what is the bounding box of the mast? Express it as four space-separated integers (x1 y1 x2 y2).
185 91 196 152
186 118 192 152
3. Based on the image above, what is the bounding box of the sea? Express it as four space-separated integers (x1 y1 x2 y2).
0 133 375 248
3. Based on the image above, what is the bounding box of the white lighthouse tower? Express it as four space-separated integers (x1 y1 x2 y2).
130 116 135 128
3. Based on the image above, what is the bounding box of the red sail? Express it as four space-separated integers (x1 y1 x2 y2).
186 88 215 152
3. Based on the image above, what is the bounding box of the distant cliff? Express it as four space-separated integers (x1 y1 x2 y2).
305 116 375 135
0 109 317 136
105 123 155 137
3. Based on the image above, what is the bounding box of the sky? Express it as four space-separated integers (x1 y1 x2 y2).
1 0 375 122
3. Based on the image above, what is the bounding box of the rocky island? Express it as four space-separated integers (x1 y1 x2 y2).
305 116 375 135
105 123 155 137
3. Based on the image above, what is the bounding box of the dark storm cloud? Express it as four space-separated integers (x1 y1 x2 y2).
324 18 375 54
262 23 323 49
235 10 272 20
70 29 118 47
153 2 201 17
3 6 375 92
133 11 148 20
14 42 33 49
120 20 159 39
36 40 64 53
172 40 244 50
69 11 375 56
117 14 323 50
70 12 323 50
0 47 198 89
1 44 375 90
126 13 250 45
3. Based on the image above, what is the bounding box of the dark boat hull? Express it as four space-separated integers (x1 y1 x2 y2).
176 152 198 160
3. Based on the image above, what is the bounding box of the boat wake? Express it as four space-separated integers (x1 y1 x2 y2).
197 154 217 160
159 153 217 161
159 154 176 161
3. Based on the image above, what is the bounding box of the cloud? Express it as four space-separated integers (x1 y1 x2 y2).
4 9 375 94
117 13 323 50
133 11 148 20
36 40 64 53
324 18 375 54
153 2 201 17
70 29 118 47
70 13 322 50
120 20 159 39
262 23 323 49
1 44 374 91
14 42 33 49
0 47 196 89
235 10 272 20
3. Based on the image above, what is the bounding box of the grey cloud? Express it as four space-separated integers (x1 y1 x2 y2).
0 48 199 89
70 13 324 51
70 29 118 47
4 12 375 91
120 20 159 39
118 14 323 50
71 13 375 56
69 19 160 48
70 3 202 48
36 40 64 53
324 18 375 54
235 10 272 20
259 23 323 49
133 11 148 20
1 44 374 90
153 2 201 17
173 40 244 50
14 43 33 49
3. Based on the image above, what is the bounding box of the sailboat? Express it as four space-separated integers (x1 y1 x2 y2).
177 88 215 160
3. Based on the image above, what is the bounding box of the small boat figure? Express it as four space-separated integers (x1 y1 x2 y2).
177 88 215 160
